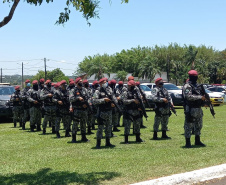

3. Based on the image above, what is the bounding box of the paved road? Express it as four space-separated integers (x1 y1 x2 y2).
195 176 226 185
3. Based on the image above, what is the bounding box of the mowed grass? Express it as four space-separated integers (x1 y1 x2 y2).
0 105 226 185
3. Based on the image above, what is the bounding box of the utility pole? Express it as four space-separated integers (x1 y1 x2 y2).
22 62 24 88
44 58 47 81
1 68 2 83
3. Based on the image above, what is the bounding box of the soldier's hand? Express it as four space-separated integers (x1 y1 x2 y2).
48 94 53 97
163 98 168 103
79 97 84 101
69 108 73 112
117 97 120 100
16 98 19 101
104 98 111 102
201 96 206 101
134 99 139 104
138 108 142 111
34 101 38 104
111 103 115 107
58 101 63 105
83 104 87 108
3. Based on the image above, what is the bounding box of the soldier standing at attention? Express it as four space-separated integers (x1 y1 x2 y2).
152 78 173 140
10 86 23 128
39 78 45 90
121 80 144 144
182 70 206 148
93 78 117 149
69 77 90 143
40 80 57 135
54 80 71 138
21 79 31 130
27 80 42 132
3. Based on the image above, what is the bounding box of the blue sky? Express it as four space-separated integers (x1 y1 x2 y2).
0 0 226 76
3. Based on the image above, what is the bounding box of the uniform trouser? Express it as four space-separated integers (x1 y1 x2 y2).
12 106 23 123
87 112 92 127
42 106 56 129
184 108 203 138
55 114 71 132
124 111 141 135
153 115 169 132
72 109 88 135
92 110 97 126
112 111 119 127
29 106 42 127
23 108 30 124
96 110 112 140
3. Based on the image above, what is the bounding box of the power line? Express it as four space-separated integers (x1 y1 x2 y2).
0 59 42 63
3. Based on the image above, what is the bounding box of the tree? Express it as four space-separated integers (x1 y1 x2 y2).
115 70 127 81
0 0 129 28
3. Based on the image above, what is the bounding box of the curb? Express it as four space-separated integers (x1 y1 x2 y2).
131 163 226 185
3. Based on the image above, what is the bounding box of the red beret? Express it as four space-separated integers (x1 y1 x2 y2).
61 80 67 84
111 79 117 84
99 78 106 84
32 80 38 85
45 80 51 84
39 78 45 83
188 70 198 76
128 80 135 86
155 78 162 84
51 83 55 86
69 78 74 82
83 79 88 83
15 86 20 90
135 81 140 86
128 76 134 81
92 80 98 85
108 81 112 85
25 79 30 83
118 81 123 85
75 77 82 84
54 82 60 88
69 81 75 85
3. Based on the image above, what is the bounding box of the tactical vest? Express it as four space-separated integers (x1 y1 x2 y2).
99 88 112 111
31 90 42 108
71 88 87 109
58 90 70 108
125 90 138 110
43 88 55 106
187 84 203 108
156 88 168 108
12 93 22 106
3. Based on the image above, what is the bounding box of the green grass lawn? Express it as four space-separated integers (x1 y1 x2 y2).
0 106 226 185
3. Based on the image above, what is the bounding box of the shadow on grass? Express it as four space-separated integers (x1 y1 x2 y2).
0 168 121 185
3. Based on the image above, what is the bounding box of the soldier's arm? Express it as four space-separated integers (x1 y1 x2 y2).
27 90 35 103
69 89 77 103
40 89 49 100
122 91 134 105
151 88 165 103
92 90 105 105
184 84 202 101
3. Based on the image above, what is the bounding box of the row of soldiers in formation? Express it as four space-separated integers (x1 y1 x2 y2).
10 70 207 148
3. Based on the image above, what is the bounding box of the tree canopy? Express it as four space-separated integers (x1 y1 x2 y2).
0 0 129 28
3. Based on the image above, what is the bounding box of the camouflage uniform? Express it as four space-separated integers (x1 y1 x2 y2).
112 87 122 130
85 86 94 134
93 86 116 146
21 87 30 130
40 86 57 134
91 86 99 129
182 82 204 140
27 88 42 131
152 86 172 139
54 88 71 137
69 86 90 142
121 87 143 143
115 85 124 126
10 91 23 127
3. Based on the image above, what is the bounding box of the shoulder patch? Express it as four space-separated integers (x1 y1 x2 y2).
185 89 190 94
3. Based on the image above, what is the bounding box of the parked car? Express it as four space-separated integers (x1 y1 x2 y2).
139 85 155 108
208 86 226 94
205 89 224 106
0 85 15 118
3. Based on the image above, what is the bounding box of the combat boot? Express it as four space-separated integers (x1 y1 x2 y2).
185 138 192 148
124 135 129 144
136 133 144 142
51 126 55 133
71 134 76 143
81 133 89 142
87 126 94 134
36 125 42 131
105 138 115 147
56 131 61 138
162 130 171 139
22 123 25 130
30 125 35 132
195 135 206 147
113 126 120 132
13 122 16 128
153 131 158 140
43 128 46 135
65 130 71 137
96 139 101 149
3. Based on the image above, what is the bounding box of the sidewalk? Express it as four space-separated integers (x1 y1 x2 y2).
131 163 226 185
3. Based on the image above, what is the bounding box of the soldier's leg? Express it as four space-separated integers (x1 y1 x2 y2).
153 115 161 139
134 117 144 142
112 112 120 132
22 109 28 130
124 118 132 144
184 114 193 148
194 109 205 146
13 107 19 127
96 123 104 149
105 111 114 147
71 110 80 143
64 115 71 137
87 113 94 134
29 107 35 132
55 116 61 138
80 111 89 142
161 115 170 139
36 108 42 131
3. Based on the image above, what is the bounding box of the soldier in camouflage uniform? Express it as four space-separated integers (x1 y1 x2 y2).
121 80 144 144
83 79 94 134
10 86 23 128
69 77 90 143
115 81 124 127
21 79 31 130
93 78 117 149
27 80 42 132
40 80 57 134
182 70 206 148
54 80 71 138
152 78 173 140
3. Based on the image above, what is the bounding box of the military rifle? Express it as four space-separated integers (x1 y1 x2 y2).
200 84 215 118
137 86 151 108
133 90 148 120
78 88 93 114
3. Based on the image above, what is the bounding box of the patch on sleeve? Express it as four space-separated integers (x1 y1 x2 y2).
185 88 190 94
152 89 157 95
